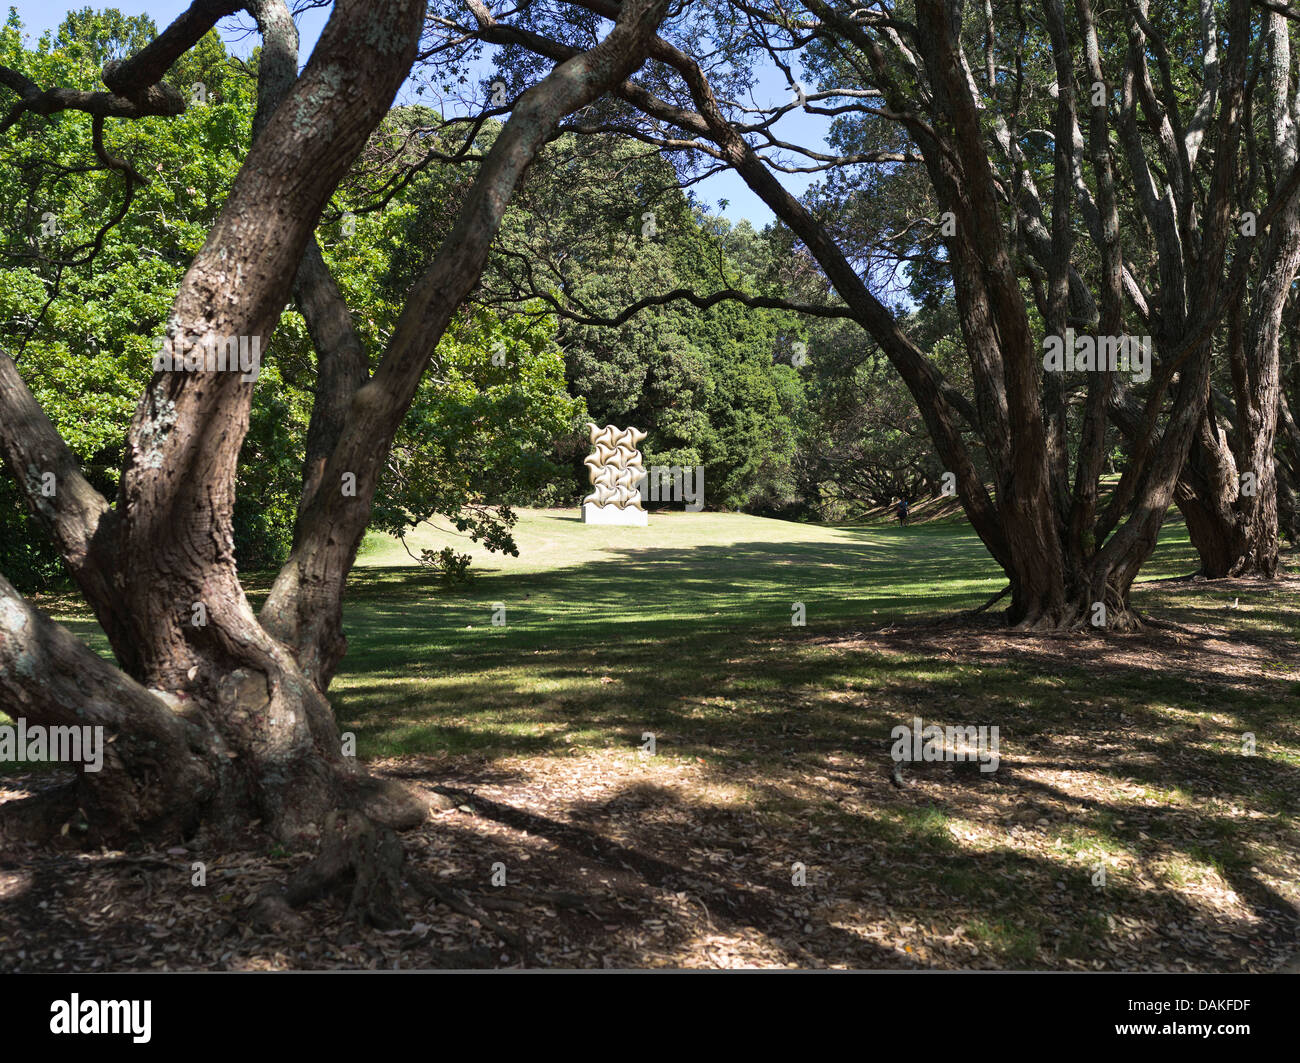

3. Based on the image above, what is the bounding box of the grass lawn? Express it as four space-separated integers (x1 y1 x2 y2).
335 508 1218 761
341 509 1013 758
5 508 1298 970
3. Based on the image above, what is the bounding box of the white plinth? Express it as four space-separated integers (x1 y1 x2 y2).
582 502 647 526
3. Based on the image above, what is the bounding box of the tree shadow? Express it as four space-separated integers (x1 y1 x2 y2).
322 534 1299 969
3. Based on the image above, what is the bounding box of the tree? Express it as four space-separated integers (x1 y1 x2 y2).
0 9 340 579
473 132 809 511
1176 5 1300 577
0 0 671 925
464 0 1290 628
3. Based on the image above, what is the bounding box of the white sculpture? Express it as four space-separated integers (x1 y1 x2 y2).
582 423 648 525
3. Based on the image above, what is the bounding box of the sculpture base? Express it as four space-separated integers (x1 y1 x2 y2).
582 502 647 526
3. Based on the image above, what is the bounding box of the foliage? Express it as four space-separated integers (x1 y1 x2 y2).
417 544 474 586
0 14 585 586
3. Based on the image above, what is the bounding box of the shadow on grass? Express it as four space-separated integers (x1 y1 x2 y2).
320 533 1299 968
11 520 1293 968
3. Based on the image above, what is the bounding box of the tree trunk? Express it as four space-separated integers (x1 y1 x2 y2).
1 0 428 859
0 0 671 932
1170 10 1300 579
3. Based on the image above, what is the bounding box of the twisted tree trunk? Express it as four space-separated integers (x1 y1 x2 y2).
0 0 670 927
1 0 428 854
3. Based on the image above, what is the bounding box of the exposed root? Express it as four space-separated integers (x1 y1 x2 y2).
959 583 1011 618
284 809 406 930
1009 599 1145 634
406 866 530 964
350 774 428 830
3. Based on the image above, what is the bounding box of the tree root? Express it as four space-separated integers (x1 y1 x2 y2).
959 583 1011 618
1010 600 1145 634
349 774 428 831
284 809 406 930
406 866 530 965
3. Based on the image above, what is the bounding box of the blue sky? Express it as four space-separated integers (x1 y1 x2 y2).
10 0 834 226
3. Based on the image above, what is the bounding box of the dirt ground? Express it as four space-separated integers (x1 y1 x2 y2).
2 588 1298 971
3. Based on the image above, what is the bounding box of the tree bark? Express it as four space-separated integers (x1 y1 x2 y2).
2 0 424 856
0 0 671 930
1160 8 1299 579
487 0 1255 629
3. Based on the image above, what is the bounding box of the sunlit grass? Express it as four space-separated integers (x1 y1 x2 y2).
9 509 1299 969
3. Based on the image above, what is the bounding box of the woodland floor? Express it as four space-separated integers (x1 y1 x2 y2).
2 511 1297 970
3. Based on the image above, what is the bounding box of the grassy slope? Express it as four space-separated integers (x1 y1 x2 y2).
13 508 1254 761
11 509 1298 969
331 510 1297 968
334 507 1203 758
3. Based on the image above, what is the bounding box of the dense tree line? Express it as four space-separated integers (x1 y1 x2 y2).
1 9 902 590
